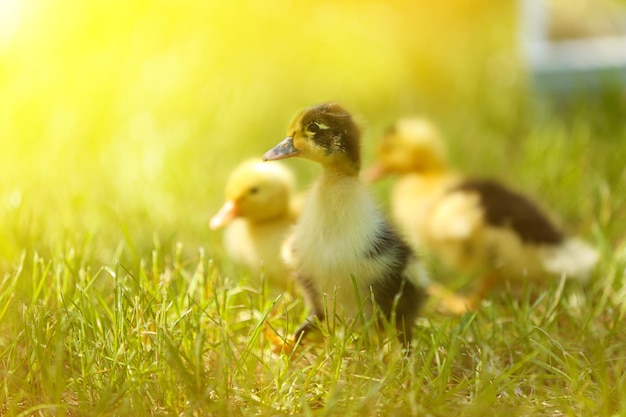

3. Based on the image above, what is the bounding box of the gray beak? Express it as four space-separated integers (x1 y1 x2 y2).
263 137 300 161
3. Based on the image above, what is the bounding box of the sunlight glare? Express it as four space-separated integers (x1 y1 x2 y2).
0 0 20 49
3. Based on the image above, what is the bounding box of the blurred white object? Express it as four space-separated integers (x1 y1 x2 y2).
520 0 626 94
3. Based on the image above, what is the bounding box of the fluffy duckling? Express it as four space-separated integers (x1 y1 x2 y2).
210 159 298 292
263 103 427 344
366 118 599 312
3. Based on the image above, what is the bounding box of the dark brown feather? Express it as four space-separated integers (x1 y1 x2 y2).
365 220 426 343
301 103 361 168
451 179 564 245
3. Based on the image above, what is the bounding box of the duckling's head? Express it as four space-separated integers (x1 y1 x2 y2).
365 118 449 181
210 159 295 229
263 103 361 175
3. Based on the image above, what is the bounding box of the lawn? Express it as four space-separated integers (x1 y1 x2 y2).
1 1 626 416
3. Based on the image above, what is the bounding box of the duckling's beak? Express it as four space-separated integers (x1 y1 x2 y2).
209 200 238 230
263 137 299 161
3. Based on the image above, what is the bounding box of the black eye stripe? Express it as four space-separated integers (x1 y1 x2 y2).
249 187 259 194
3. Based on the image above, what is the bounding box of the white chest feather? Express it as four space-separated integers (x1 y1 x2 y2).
224 218 290 286
291 174 390 313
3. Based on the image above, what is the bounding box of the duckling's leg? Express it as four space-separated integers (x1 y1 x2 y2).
428 272 499 314
394 282 427 345
372 278 426 345
293 274 325 342
466 273 498 310
294 314 324 342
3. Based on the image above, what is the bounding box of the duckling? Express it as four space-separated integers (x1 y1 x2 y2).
364 119 460 251
263 103 427 344
366 118 599 312
210 159 299 292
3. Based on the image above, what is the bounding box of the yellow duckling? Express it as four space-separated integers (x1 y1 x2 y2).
263 103 427 344
210 159 298 292
366 118 599 312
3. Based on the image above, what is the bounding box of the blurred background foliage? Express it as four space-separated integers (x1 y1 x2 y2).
0 0 624 273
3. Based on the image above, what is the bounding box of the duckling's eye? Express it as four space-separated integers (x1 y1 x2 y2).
306 123 320 134
249 187 259 195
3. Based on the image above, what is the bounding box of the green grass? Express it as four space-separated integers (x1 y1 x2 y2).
1 241 625 416
2 1 626 415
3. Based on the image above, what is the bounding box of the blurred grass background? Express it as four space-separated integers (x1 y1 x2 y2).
0 0 513 261
0 0 625 288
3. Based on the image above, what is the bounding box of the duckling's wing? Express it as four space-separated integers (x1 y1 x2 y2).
430 179 599 281
427 190 483 242
451 179 564 245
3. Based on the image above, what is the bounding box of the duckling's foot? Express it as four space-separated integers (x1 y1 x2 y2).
427 282 474 315
264 324 296 355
